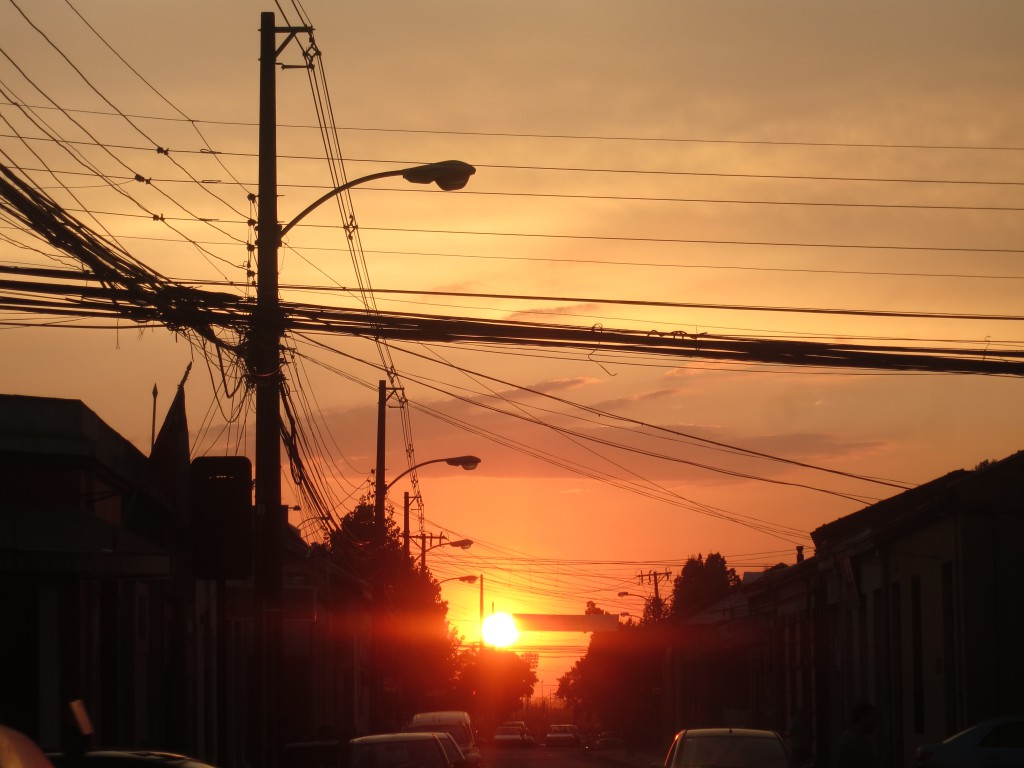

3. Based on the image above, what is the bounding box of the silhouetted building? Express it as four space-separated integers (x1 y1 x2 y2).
0 393 203 752
660 450 1024 768
0 394 372 767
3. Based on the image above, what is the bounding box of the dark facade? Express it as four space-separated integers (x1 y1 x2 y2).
0 394 199 750
0 394 371 765
660 450 1024 768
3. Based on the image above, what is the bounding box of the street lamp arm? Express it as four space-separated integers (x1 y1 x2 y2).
280 169 405 239
385 455 480 492
280 160 476 239
424 538 473 554
437 575 478 585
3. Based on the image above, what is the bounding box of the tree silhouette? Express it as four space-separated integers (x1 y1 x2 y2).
668 552 739 619
329 500 460 724
452 646 537 728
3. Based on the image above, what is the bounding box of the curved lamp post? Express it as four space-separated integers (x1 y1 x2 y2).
279 160 476 239
386 455 481 493
254 15 476 763
420 536 473 569
380 455 480 548
437 573 484 647
437 574 479 586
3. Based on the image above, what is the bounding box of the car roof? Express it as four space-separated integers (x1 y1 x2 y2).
678 728 781 739
350 733 441 745
410 712 470 723
47 753 215 768
411 733 462 750
1 726 55 768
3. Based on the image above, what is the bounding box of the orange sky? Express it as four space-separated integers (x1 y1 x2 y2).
2 0 1023 688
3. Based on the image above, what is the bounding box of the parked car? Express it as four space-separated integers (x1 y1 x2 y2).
349 733 467 768
405 711 480 762
916 717 1024 768
590 732 623 750
48 751 219 768
499 722 535 746
660 728 789 768
545 724 581 747
492 726 531 748
1 725 57 768
419 732 469 767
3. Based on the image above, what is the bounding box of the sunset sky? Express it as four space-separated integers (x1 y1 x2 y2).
2 0 1023 689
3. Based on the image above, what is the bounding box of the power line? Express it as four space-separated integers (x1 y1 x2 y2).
341 287 1024 324
6 105 1024 154
3 131 1024 188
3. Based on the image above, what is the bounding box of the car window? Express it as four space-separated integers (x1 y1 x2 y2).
404 725 471 752
980 722 1024 749
437 739 460 763
676 736 788 768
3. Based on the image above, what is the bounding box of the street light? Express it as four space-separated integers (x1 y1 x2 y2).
386 455 481 493
420 536 473 570
436 573 483 649
253 15 477 764
380 454 481 549
280 160 476 238
437 575 478 586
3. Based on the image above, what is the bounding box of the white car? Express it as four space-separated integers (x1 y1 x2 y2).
916 717 1024 768
544 724 581 747
492 726 531 748
406 711 480 762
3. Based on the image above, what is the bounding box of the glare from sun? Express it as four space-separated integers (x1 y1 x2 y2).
481 612 519 647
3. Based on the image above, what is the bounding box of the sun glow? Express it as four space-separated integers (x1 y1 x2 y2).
481 613 519 647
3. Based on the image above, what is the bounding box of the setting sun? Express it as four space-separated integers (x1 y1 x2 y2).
481 613 519 647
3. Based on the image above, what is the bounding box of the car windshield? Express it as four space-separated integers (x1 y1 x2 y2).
496 728 520 736
677 736 788 768
350 740 448 768
432 737 460 763
403 725 470 752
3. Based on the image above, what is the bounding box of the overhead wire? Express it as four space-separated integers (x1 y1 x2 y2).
290 335 818 542
4 1 1019 593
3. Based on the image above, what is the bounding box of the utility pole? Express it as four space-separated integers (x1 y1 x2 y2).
374 380 386 544
403 491 411 559
374 379 402 545
253 12 311 768
637 569 671 620
419 532 448 569
250 14 475 755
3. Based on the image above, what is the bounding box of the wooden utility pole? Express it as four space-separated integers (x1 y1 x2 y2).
374 380 387 544
253 12 311 768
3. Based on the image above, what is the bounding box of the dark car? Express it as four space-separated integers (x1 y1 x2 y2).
492 726 531 748
349 733 467 768
545 724 581 747
660 728 789 768
48 752 218 768
401 725 479 764
2 726 59 768
590 732 623 750
916 717 1024 768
